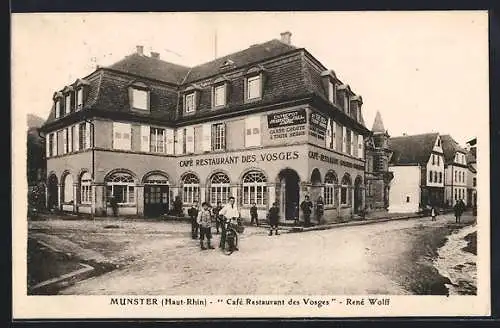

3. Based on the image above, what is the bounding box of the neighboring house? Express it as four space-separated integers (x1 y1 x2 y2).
39 32 370 222
387 133 444 213
441 135 469 207
466 137 477 208
364 111 393 212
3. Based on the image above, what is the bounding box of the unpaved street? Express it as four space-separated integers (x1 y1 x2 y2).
28 214 474 295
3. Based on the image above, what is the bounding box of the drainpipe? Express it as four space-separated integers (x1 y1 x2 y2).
84 118 95 220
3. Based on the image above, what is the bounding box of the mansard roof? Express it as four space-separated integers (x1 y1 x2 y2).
440 134 467 164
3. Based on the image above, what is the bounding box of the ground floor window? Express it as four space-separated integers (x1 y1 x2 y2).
209 172 231 205
106 172 135 204
340 174 352 206
242 170 267 206
324 171 337 206
182 173 200 204
80 172 92 204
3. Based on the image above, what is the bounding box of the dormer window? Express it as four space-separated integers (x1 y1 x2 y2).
212 76 229 108
53 91 63 119
75 78 90 111
185 93 196 113
344 93 350 114
245 66 266 102
350 95 363 122
128 81 150 111
220 59 234 70
62 86 74 115
321 70 337 104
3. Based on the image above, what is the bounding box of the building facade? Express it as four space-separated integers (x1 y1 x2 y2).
40 32 370 223
387 133 444 213
466 137 477 208
441 135 469 207
364 111 393 212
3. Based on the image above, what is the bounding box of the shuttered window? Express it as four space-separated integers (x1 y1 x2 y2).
186 126 195 153
165 129 174 155
245 116 261 147
112 122 131 150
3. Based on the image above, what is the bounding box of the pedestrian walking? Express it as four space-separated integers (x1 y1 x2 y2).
250 202 259 226
109 195 119 217
188 202 199 239
212 201 223 234
430 205 438 221
300 195 313 227
197 202 215 250
316 196 325 225
219 196 240 251
454 200 463 224
267 202 280 236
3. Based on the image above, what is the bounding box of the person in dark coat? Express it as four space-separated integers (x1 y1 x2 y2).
300 195 313 227
430 205 438 221
188 202 199 239
267 202 280 236
454 200 463 223
316 196 325 225
109 195 119 217
212 201 223 234
250 202 259 226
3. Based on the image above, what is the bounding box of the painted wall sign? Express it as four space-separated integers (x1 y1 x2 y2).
178 151 300 167
309 151 364 170
309 111 328 140
267 109 307 129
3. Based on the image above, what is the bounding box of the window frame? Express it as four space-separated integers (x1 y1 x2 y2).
246 74 262 101
105 172 136 205
242 170 268 207
211 123 226 151
184 92 196 113
131 88 149 111
181 173 200 204
80 172 92 204
213 83 227 108
324 171 337 206
209 172 231 205
150 127 165 153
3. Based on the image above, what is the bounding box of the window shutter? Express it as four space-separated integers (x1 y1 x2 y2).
175 129 184 154
186 126 195 153
245 116 260 147
74 125 80 151
342 126 346 153
351 131 356 157
326 118 332 148
166 129 174 154
62 129 67 154
332 121 336 150
85 122 91 149
223 123 227 150
358 134 364 159
202 124 212 152
140 125 150 152
46 136 50 157
52 132 58 156
55 102 60 119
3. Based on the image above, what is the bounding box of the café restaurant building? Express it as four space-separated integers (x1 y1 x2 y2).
40 32 370 223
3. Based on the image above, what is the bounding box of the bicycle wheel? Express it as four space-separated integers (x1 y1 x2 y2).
223 234 234 255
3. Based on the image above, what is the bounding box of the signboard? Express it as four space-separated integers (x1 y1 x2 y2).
309 111 328 141
179 151 300 168
267 109 307 129
267 108 307 140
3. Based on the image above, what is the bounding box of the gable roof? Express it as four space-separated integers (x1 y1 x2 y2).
107 53 190 85
388 133 439 165
440 134 467 164
185 39 298 83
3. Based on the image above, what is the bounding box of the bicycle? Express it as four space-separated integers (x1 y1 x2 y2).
221 218 239 255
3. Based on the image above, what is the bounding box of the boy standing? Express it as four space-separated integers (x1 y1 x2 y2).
197 202 215 250
188 202 199 239
213 201 223 234
267 202 280 236
430 205 438 221
250 202 259 226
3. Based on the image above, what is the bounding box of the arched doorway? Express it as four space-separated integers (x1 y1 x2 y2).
277 169 300 220
61 172 74 211
47 174 58 210
354 176 363 214
143 172 170 217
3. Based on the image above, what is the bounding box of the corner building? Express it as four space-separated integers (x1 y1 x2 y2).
41 32 370 224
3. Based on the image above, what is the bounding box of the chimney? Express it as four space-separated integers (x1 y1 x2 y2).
151 51 160 59
280 31 292 45
136 45 144 56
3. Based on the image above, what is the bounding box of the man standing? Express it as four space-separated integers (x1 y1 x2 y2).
250 202 259 226
109 195 118 217
219 196 240 251
300 195 313 227
188 202 199 239
212 201 223 234
267 202 280 236
316 196 325 225
454 199 463 224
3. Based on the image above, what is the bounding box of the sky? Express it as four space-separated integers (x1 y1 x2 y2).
12 11 488 145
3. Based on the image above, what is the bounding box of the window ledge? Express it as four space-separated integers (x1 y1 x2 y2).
244 97 262 104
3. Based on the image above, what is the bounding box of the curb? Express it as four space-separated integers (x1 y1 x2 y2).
285 214 423 233
30 263 95 294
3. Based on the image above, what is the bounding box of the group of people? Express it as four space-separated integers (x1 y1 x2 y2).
298 195 325 227
429 198 467 223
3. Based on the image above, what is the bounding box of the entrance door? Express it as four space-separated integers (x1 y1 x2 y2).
278 169 300 220
47 174 58 210
354 176 362 214
144 185 169 217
